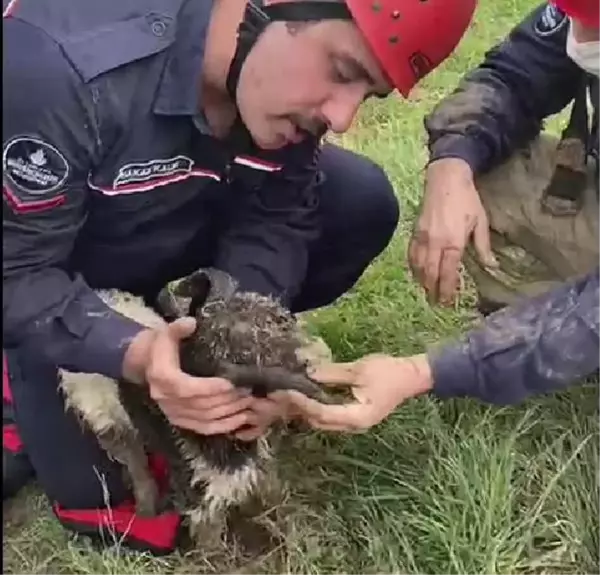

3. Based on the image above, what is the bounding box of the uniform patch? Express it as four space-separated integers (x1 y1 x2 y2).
534 3 567 36
113 156 194 187
3 136 70 194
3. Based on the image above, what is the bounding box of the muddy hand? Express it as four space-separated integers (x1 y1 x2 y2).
408 158 498 306
270 354 434 432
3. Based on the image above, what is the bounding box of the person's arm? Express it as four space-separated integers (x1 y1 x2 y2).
214 138 322 307
425 2 584 175
429 269 599 405
3 18 145 379
274 269 598 431
275 269 599 432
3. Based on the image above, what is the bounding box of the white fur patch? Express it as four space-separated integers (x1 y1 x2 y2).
59 371 134 436
95 289 166 329
178 436 273 525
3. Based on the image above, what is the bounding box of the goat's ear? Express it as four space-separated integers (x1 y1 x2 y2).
155 273 211 320
190 267 239 308
155 286 186 321
154 267 238 320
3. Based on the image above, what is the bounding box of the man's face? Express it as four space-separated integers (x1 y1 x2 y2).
569 17 599 42
566 17 600 77
235 19 392 150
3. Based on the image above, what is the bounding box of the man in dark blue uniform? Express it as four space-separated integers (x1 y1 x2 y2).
2 0 477 554
281 1 599 429
411 0 598 314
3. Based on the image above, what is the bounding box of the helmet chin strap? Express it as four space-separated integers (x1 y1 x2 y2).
225 1 270 101
225 1 352 102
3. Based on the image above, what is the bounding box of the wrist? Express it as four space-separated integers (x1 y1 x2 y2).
403 354 434 396
121 328 157 384
427 157 474 182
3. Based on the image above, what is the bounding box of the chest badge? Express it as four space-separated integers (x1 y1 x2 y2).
113 156 195 188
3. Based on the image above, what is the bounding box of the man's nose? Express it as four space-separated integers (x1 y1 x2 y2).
321 86 366 134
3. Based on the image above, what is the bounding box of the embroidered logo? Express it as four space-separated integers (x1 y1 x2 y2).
113 156 195 187
3 136 69 194
534 3 567 37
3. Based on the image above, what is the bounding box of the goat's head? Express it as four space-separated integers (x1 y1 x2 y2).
155 268 330 403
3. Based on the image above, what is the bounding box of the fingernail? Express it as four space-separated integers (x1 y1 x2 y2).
487 255 500 268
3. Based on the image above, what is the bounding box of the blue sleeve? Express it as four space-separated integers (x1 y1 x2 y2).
214 139 322 307
3 18 145 379
424 2 584 174
429 269 599 405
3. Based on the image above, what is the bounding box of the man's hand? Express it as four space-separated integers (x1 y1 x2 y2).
123 317 257 436
271 354 434 433
408 158 498 305
233 397 292 442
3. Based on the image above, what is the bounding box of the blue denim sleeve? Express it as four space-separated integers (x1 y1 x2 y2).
424 2 584 174
429 269 599 405
3 18 144 379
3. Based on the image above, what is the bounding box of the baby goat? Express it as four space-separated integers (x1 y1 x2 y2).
58 267 330 550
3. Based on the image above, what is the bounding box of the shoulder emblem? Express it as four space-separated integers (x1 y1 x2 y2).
3 136 69 194
534 3 568 37
3 136 69 213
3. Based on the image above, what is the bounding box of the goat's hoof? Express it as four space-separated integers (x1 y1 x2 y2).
226 511 283 557
225 491 288 557
193 526 227 553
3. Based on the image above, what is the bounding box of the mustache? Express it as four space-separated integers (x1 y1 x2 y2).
287 114 328 138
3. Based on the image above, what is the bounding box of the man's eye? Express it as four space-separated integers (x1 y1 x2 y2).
331 65 353 84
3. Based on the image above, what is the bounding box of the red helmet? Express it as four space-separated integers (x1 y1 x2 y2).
552 0 600 28
347 0 478 97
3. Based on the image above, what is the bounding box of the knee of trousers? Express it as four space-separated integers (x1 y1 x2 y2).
292 159 400 313
3 348 130 510
316 144 401 258
354 157 400 255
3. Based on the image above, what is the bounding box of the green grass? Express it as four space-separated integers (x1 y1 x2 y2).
3 1 598 573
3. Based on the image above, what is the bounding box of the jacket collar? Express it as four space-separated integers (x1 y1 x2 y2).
152 0 215 116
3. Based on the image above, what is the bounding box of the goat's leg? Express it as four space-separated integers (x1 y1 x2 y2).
182 454 265 550
194 437 285 554
186 506 229 552
227 445 291 554
96 428 160 517
58 371 159 517
224 470 288 556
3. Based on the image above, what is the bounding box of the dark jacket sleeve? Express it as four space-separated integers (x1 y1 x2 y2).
424 2 585 175
428 269 599 405
3 18 145 379
214 139 322 307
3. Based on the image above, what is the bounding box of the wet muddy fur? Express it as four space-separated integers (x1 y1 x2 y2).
59 267 328 552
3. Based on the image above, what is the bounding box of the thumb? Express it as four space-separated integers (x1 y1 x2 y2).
472 217 499 268
308 361 358 387
166 317 198 341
